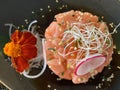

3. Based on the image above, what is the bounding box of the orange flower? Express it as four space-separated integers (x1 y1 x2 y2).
3 30 37 72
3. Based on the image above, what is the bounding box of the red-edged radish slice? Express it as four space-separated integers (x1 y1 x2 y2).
75 54 106 76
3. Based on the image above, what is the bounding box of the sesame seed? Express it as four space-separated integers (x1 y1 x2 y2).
57 78 62 81
49 66 52 68
55 0 59 3
59 7 62 10
32 11 35 14
47 85 51 88
17 26 20 29
108 66 111 69
101 16 104 19
58 61 61 65
102 78 105 82
74 47 77 50
24 19 29 24
48 5 50 8
51 72 54 74
62 5 65 8
65 4 68 8
40 8 43 11
96 86 98 89
21 25 24 28
42 15 45 18
54 89 57 90
71 54 74 56
117 66 120 69
113 45 116 49
24 19 28 22
49 9 52 12
118 51 120 54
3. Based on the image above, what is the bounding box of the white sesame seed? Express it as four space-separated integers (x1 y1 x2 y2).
113 45 116 49
21 25 24 27
40 8 43 11
47 85 51 88
17 26 20 29
96 86 98 89
32 11 35 14
65 4 68 8
49 66 51 68
62 5 65 8
74 47 77 50
51 72 54 74
57 78 62 81
55 0 59 3
117 66 120 69
48 5 50 8
59 7 62 10
42 15 45 18
71 54 74 56
101 16 104 19
24 19 29 24
49 9 52 12
118 51 120 54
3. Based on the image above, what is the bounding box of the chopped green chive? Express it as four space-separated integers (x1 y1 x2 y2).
61 72 64 76
48 48 56 51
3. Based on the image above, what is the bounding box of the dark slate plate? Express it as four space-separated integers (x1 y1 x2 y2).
0 0 120 90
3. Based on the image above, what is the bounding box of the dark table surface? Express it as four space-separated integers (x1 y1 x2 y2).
0 0 120 90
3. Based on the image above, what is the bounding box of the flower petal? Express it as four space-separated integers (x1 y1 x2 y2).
11 30 23 43
19 31 37 45
21 44 37 60
13 56 29 72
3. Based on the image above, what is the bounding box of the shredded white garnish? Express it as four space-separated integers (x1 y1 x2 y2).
5 20 47 79
22 22 47 79
28 20 37 31
22 38 47 79
4 24 17 37
58 22 112 64
110 22 120 34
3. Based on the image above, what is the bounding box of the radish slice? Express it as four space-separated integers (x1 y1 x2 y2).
75 54 106 76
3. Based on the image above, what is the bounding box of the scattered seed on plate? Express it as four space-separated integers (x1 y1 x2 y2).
24 19 29 24
40 8 43 11
56 78 62 81
55 0 59 3
95 86 98 89
54 88 57 90
21 25 24 28
32 11 35 14
101 16 104 19
65 4 68 8
42 15 45 18
59 7 62 10
51 72 54 74
117 66 120 69
49 9 52 12
62 5 65 8
113 45 116 49
47 84 51 88
48 5 50 8
17 26 20 29
106 73 114 82
118 51 120 54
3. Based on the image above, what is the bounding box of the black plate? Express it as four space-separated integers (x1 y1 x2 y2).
0 0 120 90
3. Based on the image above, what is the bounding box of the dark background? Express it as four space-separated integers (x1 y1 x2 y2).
0 0 120 90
